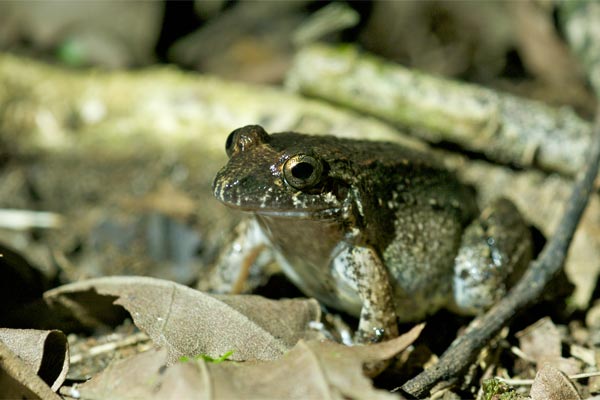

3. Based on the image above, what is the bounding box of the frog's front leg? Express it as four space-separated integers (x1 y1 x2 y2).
198 218 274 294
334 245 399 343
452 198 532 314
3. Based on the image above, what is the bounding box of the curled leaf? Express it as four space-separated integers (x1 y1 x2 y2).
0 328 69 391
44 276 321 362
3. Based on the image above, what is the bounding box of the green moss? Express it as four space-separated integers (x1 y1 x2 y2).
179 350 235 364
481 378 524 400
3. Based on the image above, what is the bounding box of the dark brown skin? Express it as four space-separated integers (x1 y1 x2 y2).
401 119 600 397
213 125 532 346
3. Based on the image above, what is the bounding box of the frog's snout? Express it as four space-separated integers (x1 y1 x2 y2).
212 167 236 204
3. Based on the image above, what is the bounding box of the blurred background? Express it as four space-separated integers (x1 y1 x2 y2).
0 0 593 111
0 0 596 308
2 3 600 397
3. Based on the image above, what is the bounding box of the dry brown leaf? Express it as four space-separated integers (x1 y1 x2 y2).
0 340 61 400
530 364 581 400
211 294 323 348
73 348 170 400
44 276 321 363
516 317 561 363
515 317 582 375
0 328 69 391
510 0 585 87
77 324 423 400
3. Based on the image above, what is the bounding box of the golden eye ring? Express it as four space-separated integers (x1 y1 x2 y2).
283 154 323 190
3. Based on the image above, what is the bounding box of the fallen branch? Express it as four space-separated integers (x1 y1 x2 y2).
0 52 414 159
287 44 592 176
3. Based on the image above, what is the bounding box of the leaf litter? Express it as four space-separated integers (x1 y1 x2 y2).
44 276 322 363
74 324 424 400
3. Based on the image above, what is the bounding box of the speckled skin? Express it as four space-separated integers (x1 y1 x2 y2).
213 125 532 343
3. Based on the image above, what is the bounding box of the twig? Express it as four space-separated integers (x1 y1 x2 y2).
509 346 536 364
400 114 600 397
0 209 63 229
568 371 600 381
497 370 600 386
69 332 150 365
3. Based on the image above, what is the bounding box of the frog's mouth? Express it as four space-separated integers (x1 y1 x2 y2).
214 192 343 220
251 207 342 220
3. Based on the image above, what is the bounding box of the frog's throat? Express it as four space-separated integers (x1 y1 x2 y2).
251 207 342 220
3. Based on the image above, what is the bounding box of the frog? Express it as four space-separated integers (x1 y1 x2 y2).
212 125 532 344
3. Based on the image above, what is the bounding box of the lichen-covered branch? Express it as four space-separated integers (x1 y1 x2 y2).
0 52 420 159
287 44 592 176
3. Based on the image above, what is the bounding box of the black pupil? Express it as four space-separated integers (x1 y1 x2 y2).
291 162 314 180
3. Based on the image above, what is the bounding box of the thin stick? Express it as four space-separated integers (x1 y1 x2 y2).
69 332 150 365
497 370 600 386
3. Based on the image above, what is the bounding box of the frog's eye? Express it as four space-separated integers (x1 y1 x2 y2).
283 154 323 190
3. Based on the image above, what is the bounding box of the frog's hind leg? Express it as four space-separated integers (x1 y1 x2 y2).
452 198 532 314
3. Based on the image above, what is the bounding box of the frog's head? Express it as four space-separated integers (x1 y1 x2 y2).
213 125 350 219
